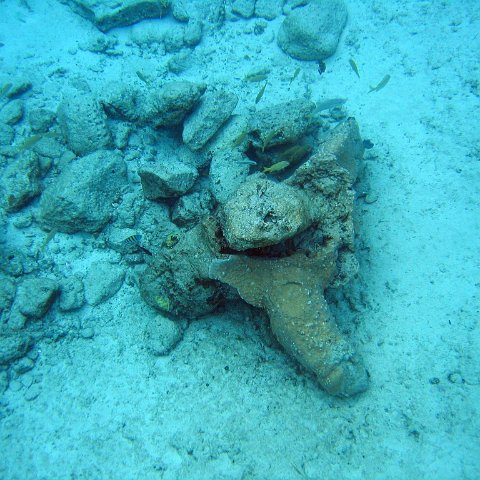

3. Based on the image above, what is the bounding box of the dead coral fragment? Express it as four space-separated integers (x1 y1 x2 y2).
209 248 369 397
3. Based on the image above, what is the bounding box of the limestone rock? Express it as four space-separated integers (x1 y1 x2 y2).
220 174 311 250
139 161 198 200
144 313 183 356
209 150 250 204
0 122 14 146
15 277 59 319
232 0 255 18
255 0 281 20
183 90 238 151
145 81 207 128
84 262 125 306
38 150 127 233
58 93 112 155
59 0 169 32
249 99 316 150
171 189 214 226
0 99 23 125
0 333 33 365
277 0 348 61
1 152 41 212
59 275 85 312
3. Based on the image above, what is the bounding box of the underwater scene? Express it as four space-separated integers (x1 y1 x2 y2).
0 0 479 478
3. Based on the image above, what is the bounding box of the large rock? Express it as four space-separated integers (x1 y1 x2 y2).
183 90 238 151
220 174 311 250
38 151 127 233
59 0 169 32
277 0 348 61
58 93 112 155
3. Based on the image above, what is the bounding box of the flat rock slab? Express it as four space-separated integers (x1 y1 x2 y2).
59 0 169 32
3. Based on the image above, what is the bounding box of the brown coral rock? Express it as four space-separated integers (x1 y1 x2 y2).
209 246 369 397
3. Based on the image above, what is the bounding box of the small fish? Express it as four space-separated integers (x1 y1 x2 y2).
261 130 277 152
136 70 149 84
278 144 311 164
349 58 360 78
255 81 267 104
314 98 347 112
318 61 326 76
124 234 153 256
290 67 301 84
244 68 270 82
369 74 390 93
262 160 290 174
232 130 247 147
15 131 60 153
244 73 268 82
0 83 12 97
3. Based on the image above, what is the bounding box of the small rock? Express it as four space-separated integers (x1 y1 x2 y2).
16 277 59 319
232 0 255 18
139 161 198 199
183 90 238 151
145 81 207 128
255 0 282 20
59 0 169 32
0 99 24 125
84 261 125 306
144 315 183 356
0 370 8 394
0 122 14 146
0 333 33 366
1 152 41 212
13 357 35 374
209 150 250 204
24 383 41 401
79 327 95 339
28 108 56 133
277 0 348 61
220 174 311 250
59 275 85 312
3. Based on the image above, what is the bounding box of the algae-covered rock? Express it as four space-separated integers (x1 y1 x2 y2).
58 93 112 155
277 0 348 61
220 174 311 250
59 0 170 32
138 117 369 397
183 90 238 151
38 150 127 233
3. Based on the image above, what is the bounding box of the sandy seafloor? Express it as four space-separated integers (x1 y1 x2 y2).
0 0 479 479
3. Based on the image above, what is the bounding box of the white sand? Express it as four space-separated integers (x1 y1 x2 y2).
0 1 479 478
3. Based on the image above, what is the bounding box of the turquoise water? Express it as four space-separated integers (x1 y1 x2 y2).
0 1 479 478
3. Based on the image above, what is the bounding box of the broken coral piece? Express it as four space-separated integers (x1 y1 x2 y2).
209 247 369 397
